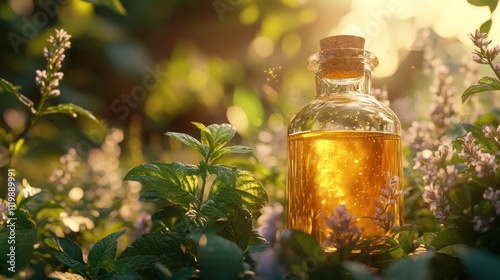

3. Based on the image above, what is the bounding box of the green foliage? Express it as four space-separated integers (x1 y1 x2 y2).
0 78 35 113
191 233 244 279
38 104 98 122
462 77 500 103
0 228 37 277
0 29 98 190
467 0 499 33
121 122 268 278
118 232 196 272
3 13 500 280
44 230 141 279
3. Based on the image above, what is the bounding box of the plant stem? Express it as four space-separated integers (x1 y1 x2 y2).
198 170 208 212
488 61 500 81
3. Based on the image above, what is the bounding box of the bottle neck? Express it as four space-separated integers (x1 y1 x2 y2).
315 70 372 98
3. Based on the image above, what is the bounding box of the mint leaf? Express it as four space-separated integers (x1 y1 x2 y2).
190 233 244 280
280 229 326 266
53 252 89 276
461 122 500 153
191 122 214 148
216 209 253 251
39 103 99 122
209 167 268 210
119 232 196 272
54 238 85 265
462 77 500 103
88 230 126 275
191 123 236 162
124 162 200 207
0 77 35 113
210 145 253 162
165 131 208 158
205 123 236 148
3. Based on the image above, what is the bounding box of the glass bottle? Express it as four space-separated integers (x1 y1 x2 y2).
287 35 403 251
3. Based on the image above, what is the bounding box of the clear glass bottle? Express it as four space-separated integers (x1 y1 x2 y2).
287 35 403 251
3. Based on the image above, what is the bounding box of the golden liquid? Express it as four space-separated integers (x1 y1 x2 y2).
287 131 403 249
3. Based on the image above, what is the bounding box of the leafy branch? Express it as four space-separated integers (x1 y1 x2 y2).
462 30 500 103
120 122 268 278
0 29 98 197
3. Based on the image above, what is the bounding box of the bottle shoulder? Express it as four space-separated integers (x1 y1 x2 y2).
288 93 401 135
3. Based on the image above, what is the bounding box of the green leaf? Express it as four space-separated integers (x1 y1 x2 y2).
480 19 493 33
209 167 268 210
217 209 253 251
54 238 85 264
12 208 36 229
383 253 434 280
190 233 244 280
474 109 500 126
430 228 474 250
0 228 37 277
397 230 416 254
457 247 500 280
172 210 206 235
83 0 127 15
18 190 44 209
0 77 35 113
205 123 236 148
39 104 99 122
280 229 326 266
200 199 229 219
210 145 253 162
191 123 236 161
437 244 462 257
462 77 500 103
468 0 499 12
124 162 200 206
417 232 437 246
461 122 500 153
53 252 89 276
139 191 167 202
119 232 196 272
88 230 126 275
165 131 207 158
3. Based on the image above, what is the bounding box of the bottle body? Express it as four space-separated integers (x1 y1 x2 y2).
286 46 403 251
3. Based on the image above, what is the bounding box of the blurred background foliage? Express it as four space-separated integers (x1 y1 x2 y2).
1 0 500 259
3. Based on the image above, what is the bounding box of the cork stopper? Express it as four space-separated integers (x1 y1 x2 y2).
319 35 365 51
318 35 366 79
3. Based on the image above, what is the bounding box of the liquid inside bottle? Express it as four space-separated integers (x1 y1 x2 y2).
286 35 403 252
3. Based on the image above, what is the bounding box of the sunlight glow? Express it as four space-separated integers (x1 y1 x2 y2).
227 106 249 134
253 36 274 57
